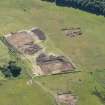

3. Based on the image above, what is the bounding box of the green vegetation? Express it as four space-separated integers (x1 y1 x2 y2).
48 0 105 15
0 78 54 105
42 0 54 2
0 0 105 105
0 40 55 105
0 61 22 78
91 70 105 103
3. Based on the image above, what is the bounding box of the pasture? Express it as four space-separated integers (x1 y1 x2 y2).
0 0 105 105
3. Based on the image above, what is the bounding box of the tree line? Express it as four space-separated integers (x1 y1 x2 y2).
43 0 105 16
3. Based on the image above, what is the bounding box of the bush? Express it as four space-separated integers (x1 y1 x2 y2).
0 61 22 78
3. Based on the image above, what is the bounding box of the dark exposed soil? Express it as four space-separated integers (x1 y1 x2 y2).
31 28 46 40
62 27 82 37
5 31 42 55
36 53 75 75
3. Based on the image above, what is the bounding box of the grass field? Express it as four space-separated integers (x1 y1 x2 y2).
0 78 54 105
0 0 105 105
0 40 55 105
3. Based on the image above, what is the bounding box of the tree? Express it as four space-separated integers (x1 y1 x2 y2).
0 61 22 78
54 0 105 15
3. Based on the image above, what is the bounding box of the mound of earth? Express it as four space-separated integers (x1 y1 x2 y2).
31 28 46 41
36 53 75 75
5 31 42 55
62 27 82 37
56 93 77 105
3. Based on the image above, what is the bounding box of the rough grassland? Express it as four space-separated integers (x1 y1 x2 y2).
0 0 105 105
0 78 54 105
0 40 55 105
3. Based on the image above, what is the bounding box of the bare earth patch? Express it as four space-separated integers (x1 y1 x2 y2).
56 93 77 105
4 28 44 55
3 27 76 76
36 53 75 75
62 27 82 38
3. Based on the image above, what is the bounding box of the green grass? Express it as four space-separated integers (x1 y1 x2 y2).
0 78 54 105
0 0 105 105
0 41 55 105
35 72 102 105
0 41 10 65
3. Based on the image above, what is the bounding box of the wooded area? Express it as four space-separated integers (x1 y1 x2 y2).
44 0 105 15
